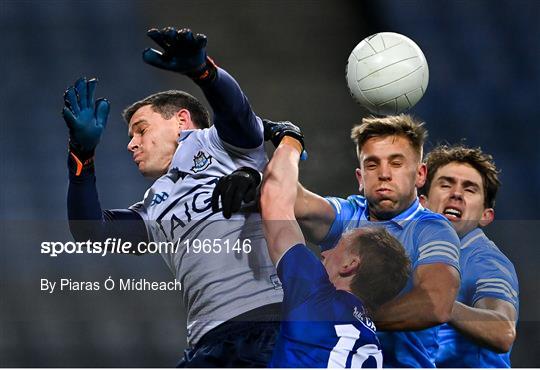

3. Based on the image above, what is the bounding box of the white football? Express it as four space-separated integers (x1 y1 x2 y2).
346 32 429 115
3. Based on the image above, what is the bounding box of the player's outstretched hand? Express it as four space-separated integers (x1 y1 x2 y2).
263 119 308 160
211 167 262 219
143 27 215 79
62 77 109 159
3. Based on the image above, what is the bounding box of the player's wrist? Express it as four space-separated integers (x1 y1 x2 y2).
281 136 303 155
189 56 218 83
68 148 95 177
68 141 95 160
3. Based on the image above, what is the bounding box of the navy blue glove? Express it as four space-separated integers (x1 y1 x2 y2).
62 77 109 173
211 167 262 219
143 27 216 80
263 119 308 160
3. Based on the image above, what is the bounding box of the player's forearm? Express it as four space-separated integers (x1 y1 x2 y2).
261 143 302 263
374 288 451 330
376 263 459 330
375 271 460 331
449 301 516 353
261 144 300 220
197 67 263 148
67 154 106 241
67 155 103 217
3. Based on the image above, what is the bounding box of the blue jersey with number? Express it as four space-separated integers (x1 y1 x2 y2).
321 196 461 368
436 228 519 368
269 244 383 368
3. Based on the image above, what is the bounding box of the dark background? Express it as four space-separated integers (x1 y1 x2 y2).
1 0 539 366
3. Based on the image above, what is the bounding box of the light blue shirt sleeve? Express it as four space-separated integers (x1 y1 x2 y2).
468 250 519 310
319 197 357 251
412 217 461 273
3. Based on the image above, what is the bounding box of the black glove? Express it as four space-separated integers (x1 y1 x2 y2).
142 27 217 81
211 167 262 219
262 119 307 160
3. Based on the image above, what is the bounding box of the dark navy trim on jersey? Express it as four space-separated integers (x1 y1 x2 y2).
198 67 263 149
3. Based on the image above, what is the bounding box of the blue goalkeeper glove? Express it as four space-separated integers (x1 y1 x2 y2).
143 27 217 81
62 77 109 174
263 119 308 160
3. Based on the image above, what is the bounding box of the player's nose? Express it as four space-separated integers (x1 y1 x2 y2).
378 163 392 181
127 137 138 152
449 187 464 200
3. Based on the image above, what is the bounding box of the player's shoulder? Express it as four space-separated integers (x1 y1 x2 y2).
462 229 517 275
324 194 367 217
403 207 455 236
337 194 368 209
411 208 457 235
345 194 368 207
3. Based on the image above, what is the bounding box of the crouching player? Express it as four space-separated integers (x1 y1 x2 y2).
420 145 519 367
259 133 410 367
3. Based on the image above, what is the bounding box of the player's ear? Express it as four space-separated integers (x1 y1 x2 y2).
341 255 360 276
419 194 428 207
176 108 195 130
415 162 427 188
355 168 364 193
479 208 494 227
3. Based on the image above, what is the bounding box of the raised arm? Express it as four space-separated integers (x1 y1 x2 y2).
142 27 262 148
62 78 147 247
260 138 305 264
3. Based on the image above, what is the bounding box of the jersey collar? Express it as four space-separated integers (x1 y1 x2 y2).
460 227 485 249
178 129 195 143
360 198 424 228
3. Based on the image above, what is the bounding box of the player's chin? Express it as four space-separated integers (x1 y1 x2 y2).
374 196 397 208
372 199 401 218
137 163 153 178
454 220 477 237
141 166 166 180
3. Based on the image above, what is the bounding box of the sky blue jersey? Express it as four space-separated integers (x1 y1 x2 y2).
321 196 461 368
269 244 383 368
436 227 519 368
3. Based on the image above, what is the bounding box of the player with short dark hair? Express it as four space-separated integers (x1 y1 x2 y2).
122 90 211 129
62 27 282 367
420 144 518 368
422 143 500 219
214 115 462 367
259 133 410 367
